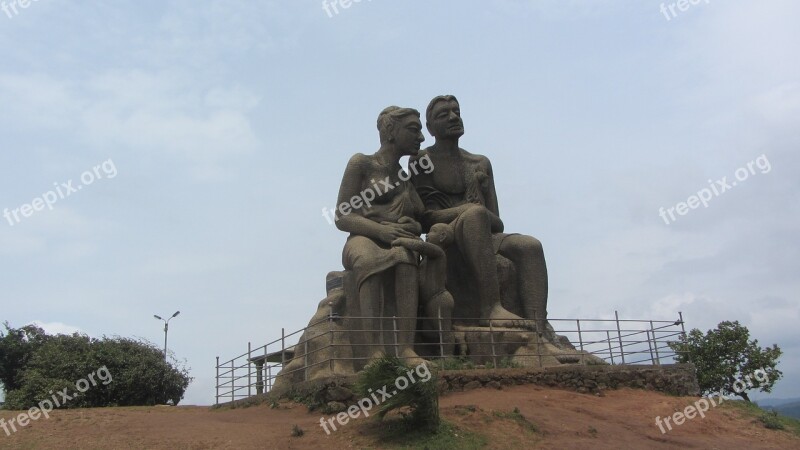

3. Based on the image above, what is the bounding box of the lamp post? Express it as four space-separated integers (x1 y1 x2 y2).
153 311 180 360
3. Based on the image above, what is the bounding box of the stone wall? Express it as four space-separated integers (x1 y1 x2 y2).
223 363 699 410
437 364 699 397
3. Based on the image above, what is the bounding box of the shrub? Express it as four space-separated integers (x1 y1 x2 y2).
355 355 439 430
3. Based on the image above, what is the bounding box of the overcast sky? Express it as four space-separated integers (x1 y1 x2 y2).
1 0 797 406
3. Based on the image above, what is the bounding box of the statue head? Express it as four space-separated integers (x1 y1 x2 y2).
426 95 464 140
426 223 454 248
377 106 420 141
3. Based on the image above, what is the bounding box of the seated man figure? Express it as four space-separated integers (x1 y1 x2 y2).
411 95 550 334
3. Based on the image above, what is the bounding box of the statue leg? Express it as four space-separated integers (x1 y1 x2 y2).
359 275 384 361
499 235 549 333
455 205 525 327
425 291 455 357
395 263 423 365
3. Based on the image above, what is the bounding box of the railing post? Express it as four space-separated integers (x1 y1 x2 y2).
263 343 268 393
533 311 542 367
215 356 219 405
489 321 498 368
304 339 309 381
650 320 661 365
438 307 445 359
281 328 286 367
230 360 234 403
615 310 625 365
329 303 335 373
392 316 399 358
606 331 615 365
646 329 656 365
576 319 584 364
678 311 689 363
247 342 252 397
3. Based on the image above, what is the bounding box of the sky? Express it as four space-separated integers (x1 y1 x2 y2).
1 0 798 406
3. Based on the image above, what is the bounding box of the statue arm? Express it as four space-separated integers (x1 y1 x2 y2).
423 204 471 228
483 158 504 233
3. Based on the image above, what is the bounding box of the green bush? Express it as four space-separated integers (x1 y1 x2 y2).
0 323 192 410
355 355 439 430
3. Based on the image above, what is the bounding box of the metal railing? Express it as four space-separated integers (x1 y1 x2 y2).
215 311 688 405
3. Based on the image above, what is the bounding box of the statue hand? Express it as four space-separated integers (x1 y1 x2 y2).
378 225 418 245
381 219 421 236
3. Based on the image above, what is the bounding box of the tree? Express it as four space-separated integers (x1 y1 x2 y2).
669 320 782 402
0 323 192 410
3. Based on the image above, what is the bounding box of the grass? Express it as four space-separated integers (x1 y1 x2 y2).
439 357 476 371
368 418 487 449
290 424 304 437
484 357 522 369
491 406 538 434
723 400 800 437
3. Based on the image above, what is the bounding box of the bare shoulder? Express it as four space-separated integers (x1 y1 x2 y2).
410 148 431 164
346 152 373 168
460 148 492 168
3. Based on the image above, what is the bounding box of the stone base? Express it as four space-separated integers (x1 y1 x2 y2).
221 363 700 408
451 325 606 368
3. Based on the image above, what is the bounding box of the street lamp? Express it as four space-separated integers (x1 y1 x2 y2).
153 311 180 360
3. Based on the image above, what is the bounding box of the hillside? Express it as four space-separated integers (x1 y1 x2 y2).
1 385 799 449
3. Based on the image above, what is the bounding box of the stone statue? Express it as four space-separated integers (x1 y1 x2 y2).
274 100 598 390
334 106 427 366
410 95 550 334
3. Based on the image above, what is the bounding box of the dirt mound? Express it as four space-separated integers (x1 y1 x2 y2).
1 386 798 449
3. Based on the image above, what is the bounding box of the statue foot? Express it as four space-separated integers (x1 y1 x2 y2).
480 305 533 329
399 348 428 369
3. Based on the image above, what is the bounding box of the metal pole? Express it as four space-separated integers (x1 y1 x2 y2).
230 360 234 403
489 321 497 368
534 311 542 368
304 339 309 381
281 328 286 367
329 304 334 373
576 319 584 364
615 310 625 365
247 342 252 397
262 344 271 392
438 307 445 359
606 331 615 365
678 311 689 362
215 356 219 405
650 321 661 365
646 329 656 365
163 322 168 361
392 316 399 358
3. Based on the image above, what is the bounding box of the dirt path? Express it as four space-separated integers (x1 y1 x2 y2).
1 386 798 449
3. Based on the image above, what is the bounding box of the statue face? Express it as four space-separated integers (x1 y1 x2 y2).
393 115 425 156
428 99 464 139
